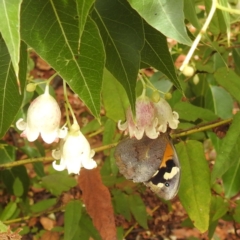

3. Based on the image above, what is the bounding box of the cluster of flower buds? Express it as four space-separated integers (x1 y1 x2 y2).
16 85 97 175
118 94 179 140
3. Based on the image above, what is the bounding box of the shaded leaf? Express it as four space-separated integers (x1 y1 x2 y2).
211 112 240 183
0 0 22 78
78 168 117 240
177 140 211 232
205 85 233 119
128 0 191 45
173 102 218 122
13 177 24 197
102 69 129 122
141 21 181 91
0 37 27 138
21 0 105 119
112 189 131 221
93 0 144 111
184 0 200 29
64 200 82 240
210 195 228 222
41 172 77 196
31 198 57 213
78 213 102 240
0 201 17 221
0 143 15 164
233 200 240 223
214 67 240 103
223 159 240 198
1 166 29 197
128 194 148 229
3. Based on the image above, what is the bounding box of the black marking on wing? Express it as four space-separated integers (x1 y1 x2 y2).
148 159 175 185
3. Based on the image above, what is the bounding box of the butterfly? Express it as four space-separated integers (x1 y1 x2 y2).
114 133 180 200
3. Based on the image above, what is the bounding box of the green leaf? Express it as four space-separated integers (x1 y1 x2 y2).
1 166 29 196
222 158 240 198
31 198 57 213
21 0 105 119
205 0 227 35
102 69 129 122
219 0 230 44
141 21 181 91
205 85 233 119
0 143 15 164
0 201 17 221
149 72 173 98
76 0 95 38
21 145 45 177
128 0 192 45
0 0 22 78
13 177 24 197
128 194 148 229
214 67 240 103
41 172 77 196
173 102 218 122
233 200 240 223
177 140 211 232
112 189 131 221
210 195 228 222
184 0 200 29
102 119 116 155
0 221 8 232
79 213 102 240
211 112 240 183
93 0 144 111
64 200 82 240
0 37 27 138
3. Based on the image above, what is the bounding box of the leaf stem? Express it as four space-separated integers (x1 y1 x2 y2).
171 118 232 139
3 205 66 225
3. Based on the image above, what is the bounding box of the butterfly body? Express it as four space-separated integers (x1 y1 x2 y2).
114 133 180 200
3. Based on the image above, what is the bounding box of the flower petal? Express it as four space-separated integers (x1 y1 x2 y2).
16 118 27 131
41 130 58 144
52 149 61 159
81 158 97 169
25 126 39 142
52 160 66 171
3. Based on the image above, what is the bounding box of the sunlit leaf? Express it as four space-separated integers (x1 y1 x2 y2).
0 0 22 78
128 0 192 45
211 112 240 183
0 37 27 138
21 0 105 119
177 140 211 232
128 194 148 229
64 200 82 240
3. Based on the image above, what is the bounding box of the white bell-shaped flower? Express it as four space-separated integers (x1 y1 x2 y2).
16 85 66 144
154 97 179 132
118 95 179 140
52 122 97 174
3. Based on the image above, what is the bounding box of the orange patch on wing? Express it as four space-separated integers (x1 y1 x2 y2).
160 142 174 168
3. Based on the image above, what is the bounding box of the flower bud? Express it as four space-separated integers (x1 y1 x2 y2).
165 92 172 100
26 83 36 92
182 65 195 77
151 91 161 103
193 75 199 85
